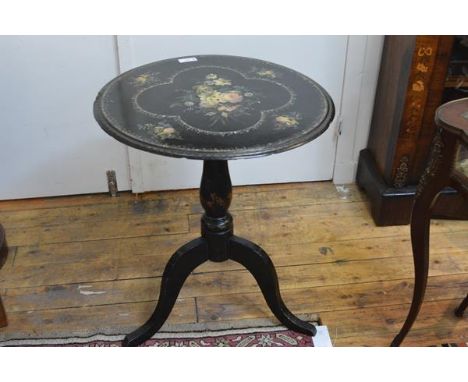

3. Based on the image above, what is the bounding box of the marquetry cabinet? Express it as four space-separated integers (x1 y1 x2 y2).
357 35 468 225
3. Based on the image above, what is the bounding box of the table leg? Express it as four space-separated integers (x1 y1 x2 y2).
123 238 208 347
391 129 456 346
390 183 442 346
455 294 468 318
229 235 317 336
0 297 6 328
0 225 8 328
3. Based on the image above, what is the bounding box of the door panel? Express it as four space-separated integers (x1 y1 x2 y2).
117 36 347 191
0 36 130 200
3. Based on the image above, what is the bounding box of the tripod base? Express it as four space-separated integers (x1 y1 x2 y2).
123 160 316 346
123 235 316 347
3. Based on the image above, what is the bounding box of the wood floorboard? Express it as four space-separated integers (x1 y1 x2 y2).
195 274 468 321
1 299 196 342
2 231 466 289
0 181 361 213
0 181 466 346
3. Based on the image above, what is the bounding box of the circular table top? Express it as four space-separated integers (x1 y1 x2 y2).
94 55 335 160
436 97 468 144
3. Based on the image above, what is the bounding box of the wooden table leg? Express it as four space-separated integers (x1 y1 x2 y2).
391 129 457 346
0 296 7 328
0 224 7 328
455 294 468 318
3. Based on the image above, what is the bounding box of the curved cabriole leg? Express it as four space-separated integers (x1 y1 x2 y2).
0 225 8 328
455 294 468 318
229 235 317 336
450 175 468 318
390 186 441 347
123 238 209 347
391 129 456 347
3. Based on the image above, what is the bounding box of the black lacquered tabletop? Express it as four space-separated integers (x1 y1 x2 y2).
94 55 335 160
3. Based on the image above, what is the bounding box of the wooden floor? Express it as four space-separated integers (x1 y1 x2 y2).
0 181 466 346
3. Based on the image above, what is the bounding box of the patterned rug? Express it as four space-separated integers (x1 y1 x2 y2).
0 315 333 347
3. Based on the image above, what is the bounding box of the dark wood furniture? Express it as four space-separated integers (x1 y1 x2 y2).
0 224 8 328
357 35 468 226
94 54 335 346
391 98 468 346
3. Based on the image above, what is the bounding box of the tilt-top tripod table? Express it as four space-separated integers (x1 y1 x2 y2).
94 55 335 346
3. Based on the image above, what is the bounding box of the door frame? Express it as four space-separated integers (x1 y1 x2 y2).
333 35 384 184
115 35 384 192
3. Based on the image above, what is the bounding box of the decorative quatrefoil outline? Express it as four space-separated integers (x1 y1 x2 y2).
131 65 296 136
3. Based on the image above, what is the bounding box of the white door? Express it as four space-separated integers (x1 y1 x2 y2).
0 36 130 200
117 36 348 192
